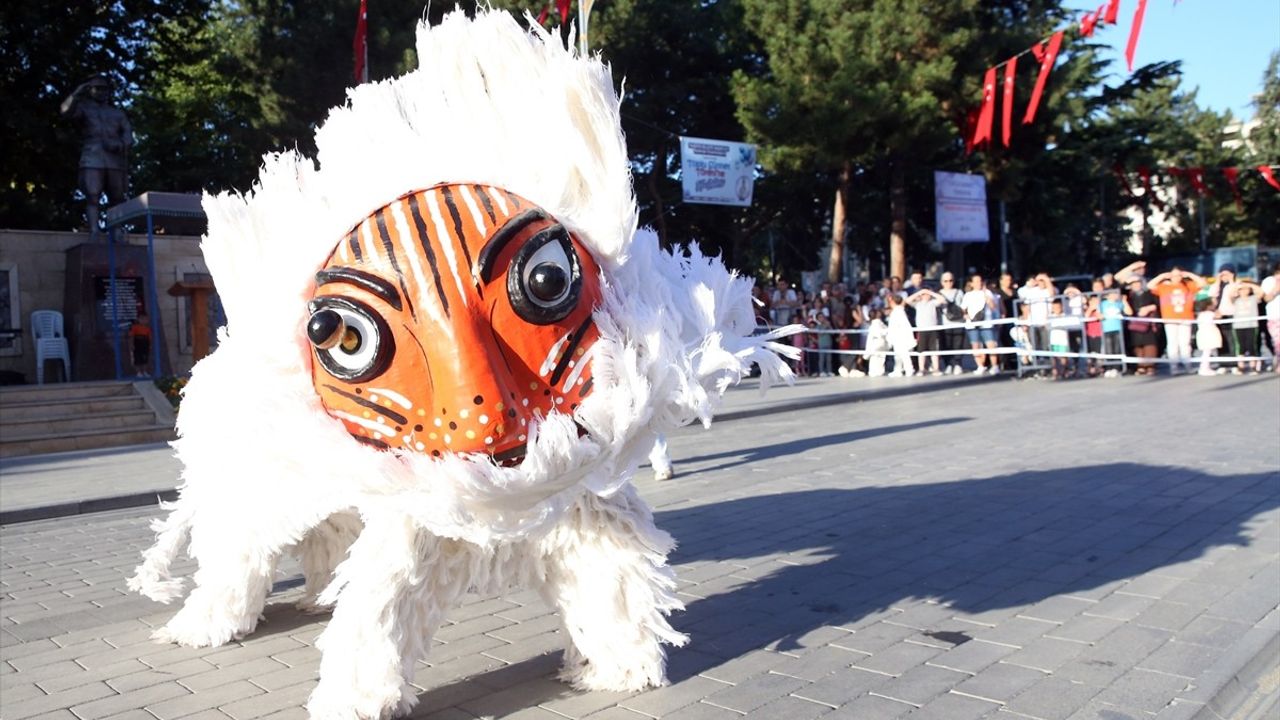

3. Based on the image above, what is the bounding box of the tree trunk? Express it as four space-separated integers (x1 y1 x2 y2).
726 215 746 272
1140 192 1152 258
827 160 852 283
647 139 670 247
889 160 907 280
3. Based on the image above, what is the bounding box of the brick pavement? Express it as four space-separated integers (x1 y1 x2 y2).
1 374 1278 720
0 374 992 523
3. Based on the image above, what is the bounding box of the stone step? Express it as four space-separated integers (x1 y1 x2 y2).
0 380 137 405
0 394 149 421
0 380 177 459
1 409 166 439
0 425 176 458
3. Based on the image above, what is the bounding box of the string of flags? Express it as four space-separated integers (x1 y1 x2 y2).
1112 164 1280 212
968 0 1147 153
536 0 573 25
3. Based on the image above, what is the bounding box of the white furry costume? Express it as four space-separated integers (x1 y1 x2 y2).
129 9 796 720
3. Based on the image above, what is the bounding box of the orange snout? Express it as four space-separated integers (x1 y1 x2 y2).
402 312 599 460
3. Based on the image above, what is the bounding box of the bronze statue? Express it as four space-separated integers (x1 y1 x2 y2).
61 74 132 234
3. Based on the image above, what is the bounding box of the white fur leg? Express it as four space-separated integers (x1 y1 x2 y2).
539 486 688 691
309 515 461 720
128 500 195 603
152 548 278 647
296 512 363 613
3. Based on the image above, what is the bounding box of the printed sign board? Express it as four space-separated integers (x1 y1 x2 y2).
680 136 756 207
935 171 990 243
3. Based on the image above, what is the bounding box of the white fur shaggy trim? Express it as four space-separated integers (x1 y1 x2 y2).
130 9 795 720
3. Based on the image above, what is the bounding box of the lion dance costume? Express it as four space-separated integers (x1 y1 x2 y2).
130 9 796 719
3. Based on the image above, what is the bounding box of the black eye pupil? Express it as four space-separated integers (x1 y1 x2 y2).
529 263 568 302
307 309 345 349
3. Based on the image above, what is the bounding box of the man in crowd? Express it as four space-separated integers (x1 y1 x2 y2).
1018 273 1053 359
1146 267 1206 375
1212 263 1240 363
770 278 798 326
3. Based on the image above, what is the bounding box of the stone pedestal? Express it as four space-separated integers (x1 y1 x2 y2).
63 242 169 380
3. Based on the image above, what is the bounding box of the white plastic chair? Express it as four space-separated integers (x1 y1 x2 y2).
31 310 71 384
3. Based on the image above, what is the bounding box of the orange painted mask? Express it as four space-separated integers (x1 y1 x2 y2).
305 184 603 463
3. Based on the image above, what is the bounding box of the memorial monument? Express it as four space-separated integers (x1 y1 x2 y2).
61 73 132 236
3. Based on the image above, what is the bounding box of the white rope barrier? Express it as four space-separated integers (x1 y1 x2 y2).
761 315 1277 367
783 313 1265 335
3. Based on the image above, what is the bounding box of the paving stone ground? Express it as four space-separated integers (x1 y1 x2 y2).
2 374 1278 720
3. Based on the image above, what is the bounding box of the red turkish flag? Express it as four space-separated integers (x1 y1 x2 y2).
963 107 980 155
971 67 998 150
1112 163 1134 197
1222 168 1244 210
1260 165 1280 192
353 0 368 85
1125 0 1148 71
557 0 571 22
1001 58 1017 147
1104 0 1121 24
1186 167 1209 197
1137 165 1166 211
1080 9 1100 37
1023 31 1063 125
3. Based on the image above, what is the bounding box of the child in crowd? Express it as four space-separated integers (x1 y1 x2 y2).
1048 300 1072 379
814 312 834 376
1099 287 1129 377
886 294 916 377
1084 295 1103 377
789 310 808 376
803 316 820 376
1194 297 1222 376
130 311 152 377
1011 306 1034 367
1230 280 1262 374
865 310 889 377
833 313 859 376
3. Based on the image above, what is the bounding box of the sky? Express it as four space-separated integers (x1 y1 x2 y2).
1069 0 1279 120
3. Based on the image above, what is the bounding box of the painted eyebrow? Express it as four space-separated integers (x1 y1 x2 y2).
315 267 403 311
473 208 551 284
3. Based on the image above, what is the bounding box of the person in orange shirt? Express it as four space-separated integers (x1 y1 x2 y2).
1146 267 1205 375
129 311 152 377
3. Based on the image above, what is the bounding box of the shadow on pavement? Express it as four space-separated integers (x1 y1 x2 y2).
675 418 967 476
658 463 1278 673
406 462 1277 713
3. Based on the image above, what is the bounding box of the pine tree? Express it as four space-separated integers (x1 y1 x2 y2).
733 0 997 281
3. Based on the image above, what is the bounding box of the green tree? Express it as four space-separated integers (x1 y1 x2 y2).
0 1 207 229
505 0 822 274
132 0 446 198
1240 51 1280 245
733 0 1016 281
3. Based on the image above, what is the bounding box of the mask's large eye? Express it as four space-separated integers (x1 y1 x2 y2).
508 227 582 324
306 296 394 382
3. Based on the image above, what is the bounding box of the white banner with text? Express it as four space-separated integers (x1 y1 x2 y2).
680 136 757 207
935 170 990 243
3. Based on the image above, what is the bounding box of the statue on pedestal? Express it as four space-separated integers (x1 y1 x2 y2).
61 73 132 234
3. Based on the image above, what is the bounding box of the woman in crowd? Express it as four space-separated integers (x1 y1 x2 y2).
1126 277 1160 375
1262 261 1280 373
1226 279 1263 374
937 272 966 374
995 273 1018 371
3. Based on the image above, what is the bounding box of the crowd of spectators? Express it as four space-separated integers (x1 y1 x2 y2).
758 259 1280 380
